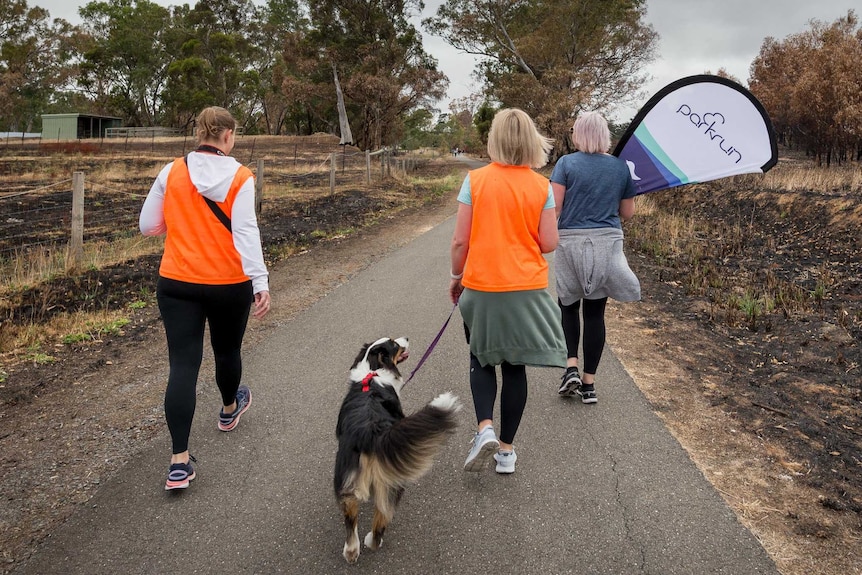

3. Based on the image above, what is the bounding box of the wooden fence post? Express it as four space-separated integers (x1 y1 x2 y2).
330 152 336 195
255 159 264 216
366 150 371 184
68 172 84 272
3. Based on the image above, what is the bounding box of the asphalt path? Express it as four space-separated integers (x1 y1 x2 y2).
16 156 780 575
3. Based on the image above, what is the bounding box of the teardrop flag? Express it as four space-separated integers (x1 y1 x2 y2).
613 75 778 195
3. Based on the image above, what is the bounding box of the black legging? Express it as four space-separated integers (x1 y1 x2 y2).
559 297 607 375
157 277 253 454
469 353 528 445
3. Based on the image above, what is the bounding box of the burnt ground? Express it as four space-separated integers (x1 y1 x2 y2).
608 176 862 574
0 150 860 575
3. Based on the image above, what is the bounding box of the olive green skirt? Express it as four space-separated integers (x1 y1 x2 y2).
459 288 566 368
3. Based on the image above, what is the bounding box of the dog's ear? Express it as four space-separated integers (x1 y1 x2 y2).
366 339 401 371
352 337 408 372
351 343 373 369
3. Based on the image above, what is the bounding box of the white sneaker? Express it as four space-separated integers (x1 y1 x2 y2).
464 426 499 472
493 448 517 474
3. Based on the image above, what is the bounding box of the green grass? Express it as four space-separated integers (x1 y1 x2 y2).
24 349 55 365
61 317 131 345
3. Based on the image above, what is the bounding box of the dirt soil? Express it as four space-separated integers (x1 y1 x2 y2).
607 176 861 575
1 153 860 575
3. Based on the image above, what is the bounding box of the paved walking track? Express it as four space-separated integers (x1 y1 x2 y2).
15 157 780 575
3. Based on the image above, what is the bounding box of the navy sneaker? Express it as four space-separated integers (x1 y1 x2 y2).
576 383 598 404
558 367 582 396
218 385 252 431
165 457 196 491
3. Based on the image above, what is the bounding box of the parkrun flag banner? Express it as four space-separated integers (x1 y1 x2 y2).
613 75 778 195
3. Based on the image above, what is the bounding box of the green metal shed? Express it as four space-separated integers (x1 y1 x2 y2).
41 113 123 140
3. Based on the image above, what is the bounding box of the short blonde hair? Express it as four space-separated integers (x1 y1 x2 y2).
487 108 553 168
572 111 611 154
196 106 236 142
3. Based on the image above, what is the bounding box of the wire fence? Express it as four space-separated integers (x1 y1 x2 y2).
1 180 74 256
0 180 149 259
0 137 428 280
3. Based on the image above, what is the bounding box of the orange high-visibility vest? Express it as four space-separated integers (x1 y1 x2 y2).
159 158 253 285
462 163 550 292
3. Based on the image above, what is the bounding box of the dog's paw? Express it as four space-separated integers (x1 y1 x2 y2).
430 391 461 413
343 542 360 563
364 531 382 550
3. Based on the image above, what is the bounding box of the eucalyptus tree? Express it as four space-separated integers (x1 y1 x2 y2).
0 0 74 131
252 0 307 134
424 0 657 152
77 0 173 126
472 101 496 145
302 0 447 149
750 10 862 165
276 27 338 136
162 0 264 131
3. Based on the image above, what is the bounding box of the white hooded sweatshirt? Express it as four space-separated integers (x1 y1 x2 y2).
139 151 269 294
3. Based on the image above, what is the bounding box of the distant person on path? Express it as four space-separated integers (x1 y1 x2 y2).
551 111 640 404
449 108 566 475
139 106 271 491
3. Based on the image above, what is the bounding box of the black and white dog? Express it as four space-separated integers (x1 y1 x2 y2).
334 337 460 564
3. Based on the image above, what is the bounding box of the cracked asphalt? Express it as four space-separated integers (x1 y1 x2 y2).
14 157 781 575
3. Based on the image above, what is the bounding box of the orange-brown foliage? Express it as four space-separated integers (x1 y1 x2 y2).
749 10 862 166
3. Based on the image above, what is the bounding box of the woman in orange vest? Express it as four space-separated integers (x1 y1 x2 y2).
139 106 270 491
449 108 566 475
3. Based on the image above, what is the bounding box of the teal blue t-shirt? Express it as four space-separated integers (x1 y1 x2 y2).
458 174 555 209
550 152 635 229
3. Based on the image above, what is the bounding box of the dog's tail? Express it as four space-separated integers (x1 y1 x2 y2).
372 392 461 485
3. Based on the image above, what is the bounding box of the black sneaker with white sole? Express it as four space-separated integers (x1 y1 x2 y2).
576 383 597 404
558 367 582 396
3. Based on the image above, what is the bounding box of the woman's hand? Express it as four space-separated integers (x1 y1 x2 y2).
448 278 464 304
253 290 271 319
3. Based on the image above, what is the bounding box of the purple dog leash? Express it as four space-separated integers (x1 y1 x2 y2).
403 303 458 386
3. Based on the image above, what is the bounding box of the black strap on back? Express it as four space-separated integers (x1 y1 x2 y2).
184 152 232 232
203 197 232 233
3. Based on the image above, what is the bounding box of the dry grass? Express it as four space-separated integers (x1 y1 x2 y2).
86 161 163 182
0 141 457 370
3 307 132 355
724 160 862 194
627 157 860 328
0 235 163 297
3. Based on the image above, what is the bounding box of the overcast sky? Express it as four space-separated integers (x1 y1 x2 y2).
35 0 856 122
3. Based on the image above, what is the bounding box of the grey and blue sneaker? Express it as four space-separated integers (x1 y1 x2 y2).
558 367 582 396
464 426 499 472
576 383 598 404
218 385 252 431
493 448 517 474
164 456 197 491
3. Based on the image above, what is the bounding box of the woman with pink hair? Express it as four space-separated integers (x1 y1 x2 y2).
551 111 641 404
